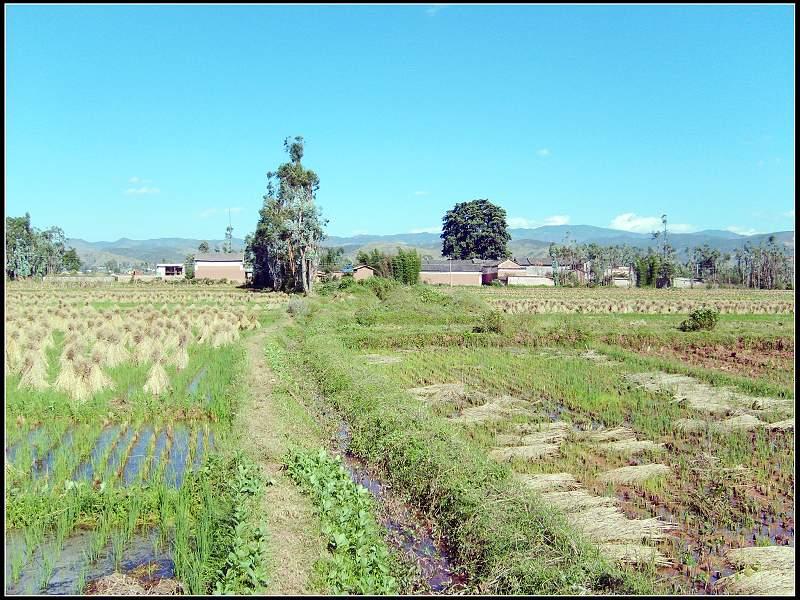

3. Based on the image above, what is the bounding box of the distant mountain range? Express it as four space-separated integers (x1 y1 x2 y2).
67 237 246 268
68 226 794 267
325 225 795 261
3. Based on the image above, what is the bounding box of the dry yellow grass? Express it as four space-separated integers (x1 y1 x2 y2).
717 547 795 597
597 463 670 485
449 394 535 424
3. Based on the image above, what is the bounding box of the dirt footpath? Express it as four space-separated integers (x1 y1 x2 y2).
240 320 325 595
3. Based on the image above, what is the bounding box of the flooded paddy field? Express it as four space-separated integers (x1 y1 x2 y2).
375 344 794 593
5 285 281 595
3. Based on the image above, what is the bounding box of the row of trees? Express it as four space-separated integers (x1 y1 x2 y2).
5 213 81 279
734 237 794 289
437 202 792 289
548 238 793 289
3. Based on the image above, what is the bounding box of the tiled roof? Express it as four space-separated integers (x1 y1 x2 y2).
195 252 244 262
514 257 553 266
420 261 484 272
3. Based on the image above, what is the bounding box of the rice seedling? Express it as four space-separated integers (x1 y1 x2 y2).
75 562 89 594
111 528 126 570
10 546 26 584
39 548 58 591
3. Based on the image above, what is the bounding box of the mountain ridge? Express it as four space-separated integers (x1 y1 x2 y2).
67 227 793 267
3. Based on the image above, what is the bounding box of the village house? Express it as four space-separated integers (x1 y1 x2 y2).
672 277 704 288
515 257 555 277
495 259 525 283
194 252 247 283
348 264 375 280
506 257 556 286
155 263 186 279
419 260 484 286
605 265 636 287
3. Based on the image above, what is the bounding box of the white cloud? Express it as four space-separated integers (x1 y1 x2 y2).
508 215 571 229
726 226 761 236
784 209 795 218
508 217 537 229
125 186 160 195
129 176 141 184
609 213 661 232
425 5 445 16
609 213 694 234
543 215 570 226
409 226 440 234
536 148 551 157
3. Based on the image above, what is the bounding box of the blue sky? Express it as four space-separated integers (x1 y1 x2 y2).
6 4 795 241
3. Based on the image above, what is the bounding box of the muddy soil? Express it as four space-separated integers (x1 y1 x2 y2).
619 338 794 385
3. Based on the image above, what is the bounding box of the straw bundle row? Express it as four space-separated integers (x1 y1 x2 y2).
450 394 535 425
597 463 671 485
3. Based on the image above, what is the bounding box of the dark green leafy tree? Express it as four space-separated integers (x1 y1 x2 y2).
320 247 345 274
62 248 81 272
5 213 36 278
5 214 67 279
198 241 210 253
441 199 510 259
243 233 254 267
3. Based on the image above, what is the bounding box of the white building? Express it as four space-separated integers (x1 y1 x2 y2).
155 263 185 279
508 275 555 286
672 277 703 289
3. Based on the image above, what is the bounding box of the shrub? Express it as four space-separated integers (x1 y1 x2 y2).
337 275 357 290
362 277 396 301
415 286 451 305
287 298 310 317
679 307 720 331
472 310 504 334
354 307 378 326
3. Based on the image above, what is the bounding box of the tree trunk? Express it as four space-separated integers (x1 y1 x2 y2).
300 248 309 295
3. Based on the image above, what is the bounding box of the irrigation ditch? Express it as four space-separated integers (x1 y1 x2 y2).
332 421 467 593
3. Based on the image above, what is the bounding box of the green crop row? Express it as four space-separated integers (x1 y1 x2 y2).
285 447 399 595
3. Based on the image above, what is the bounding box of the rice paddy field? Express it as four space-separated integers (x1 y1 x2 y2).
4 281 795 595
5 286 285 594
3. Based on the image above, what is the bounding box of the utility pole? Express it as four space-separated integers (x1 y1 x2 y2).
449 256 452 287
